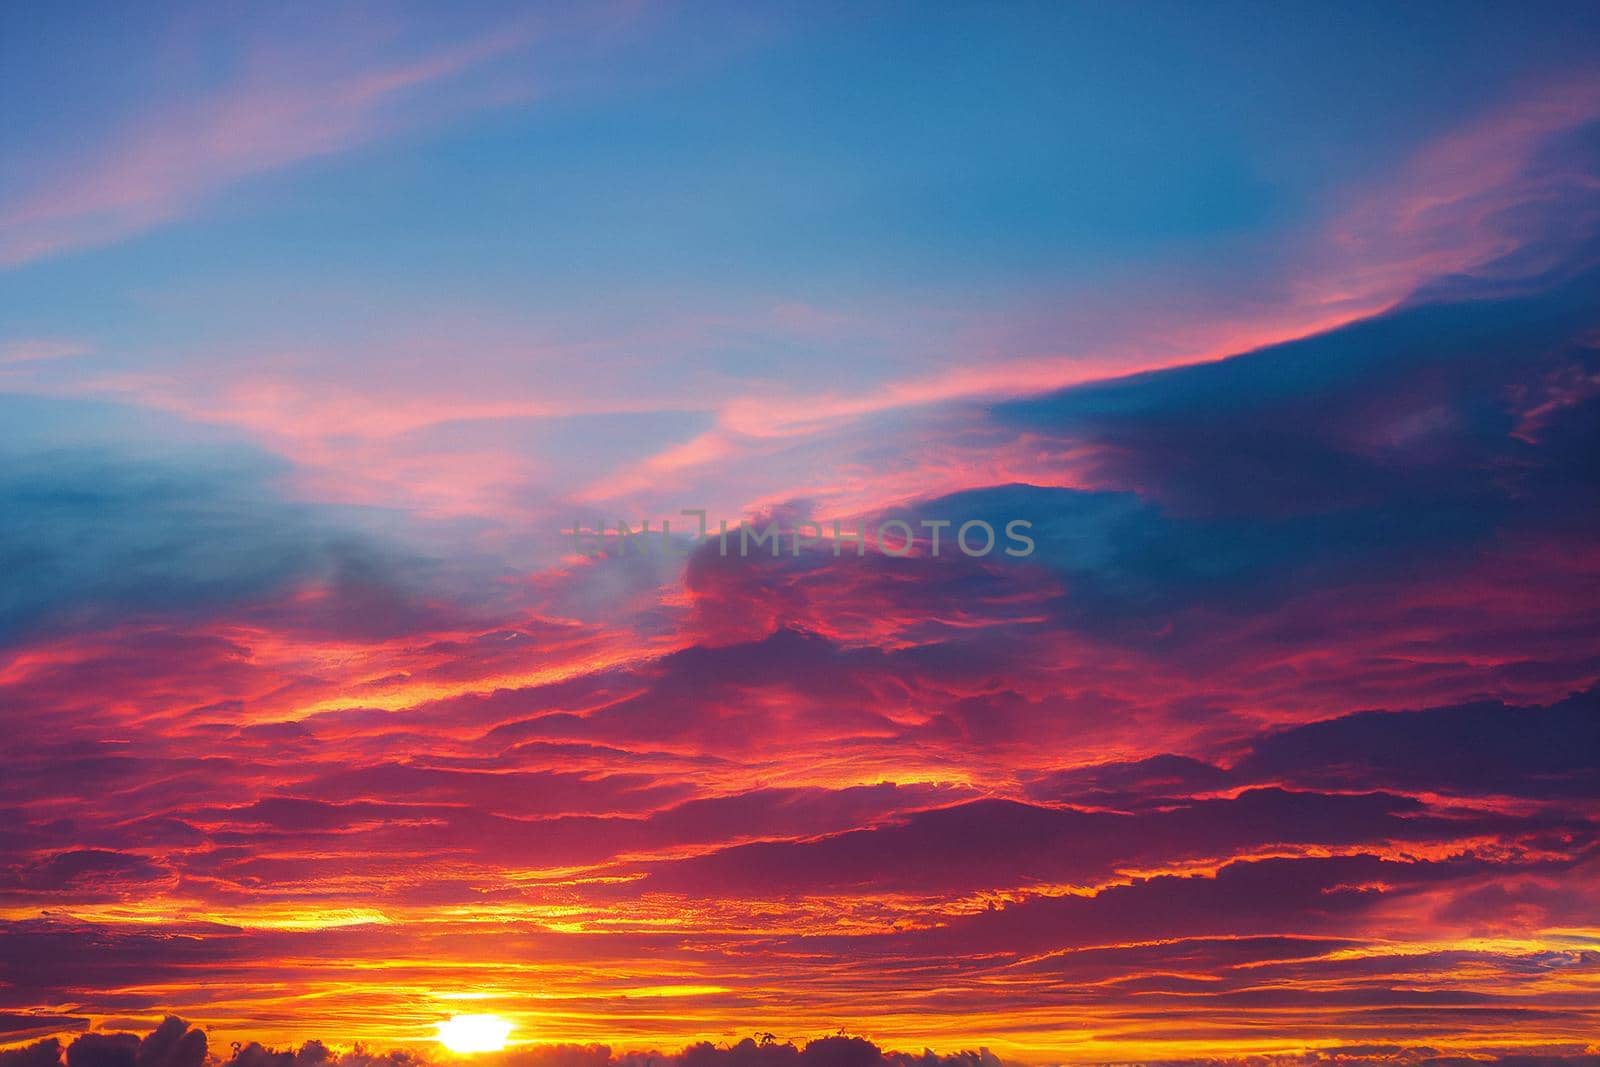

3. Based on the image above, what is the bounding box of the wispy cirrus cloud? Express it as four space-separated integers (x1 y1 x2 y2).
0 18 536 268
0 340 90 367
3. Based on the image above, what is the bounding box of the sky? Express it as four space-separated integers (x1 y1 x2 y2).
2 2 1599 1064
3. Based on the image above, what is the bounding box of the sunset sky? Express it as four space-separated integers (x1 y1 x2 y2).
2 3 1599 1064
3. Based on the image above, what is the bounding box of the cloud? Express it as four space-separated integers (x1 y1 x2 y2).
0 1039 67 1067
0 340 91 367
0 395 446 645
60 1019 204 1067
4 1024 1004 1067
1025 689 1600 804
1 22 1599 1067
648 211 1600 692
0 15 535 267
995 246 1600 527
0 849 169 900
1235 689 1600 799
3 1020 1594 1067
633 785 1591 899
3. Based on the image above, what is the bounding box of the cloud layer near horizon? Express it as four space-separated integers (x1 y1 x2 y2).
5 1018 1599 1067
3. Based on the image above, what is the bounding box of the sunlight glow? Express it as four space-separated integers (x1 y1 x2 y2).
436 1014 513 1054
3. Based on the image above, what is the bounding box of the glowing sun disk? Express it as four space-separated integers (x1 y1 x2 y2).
436 1014 513 1054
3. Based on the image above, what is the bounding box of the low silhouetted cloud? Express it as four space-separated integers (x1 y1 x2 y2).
5 1020 1598 1067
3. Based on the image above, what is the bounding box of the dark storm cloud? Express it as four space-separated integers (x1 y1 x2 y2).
538 227 1600 681
662 255 1600 656
869 853 1534 958
971 239 1600 643
60 1018 204 1067
1025 689 1600 805
0 1039 68 1067
635 785 1591 898
1235 688 1600 798
0 848 168 896
0 922 252 1007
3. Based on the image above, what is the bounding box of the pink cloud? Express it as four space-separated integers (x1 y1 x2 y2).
0 339 92 367
0 21 536 268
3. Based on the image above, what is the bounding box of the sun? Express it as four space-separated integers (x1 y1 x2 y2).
436 1014 513 1054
